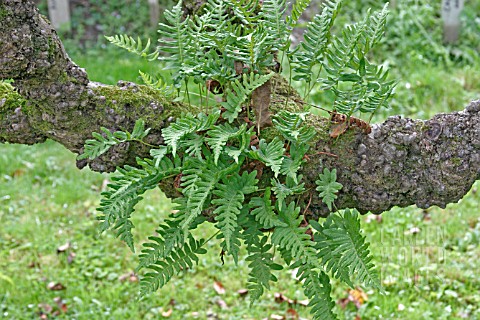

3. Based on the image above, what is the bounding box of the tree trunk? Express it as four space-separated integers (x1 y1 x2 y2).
0 0 479 217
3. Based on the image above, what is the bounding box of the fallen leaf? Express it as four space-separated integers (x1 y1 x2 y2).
57 242 70 254
252 80 272 133
297 299 309 307
67 252 76 264
47 282 66 291
329 122 348 138
285 308 299 319
216 299 228 309
213 281 225 295
53 297 68 313
270 315 284 320
118 271 138 283
162 308 173 317
237 288 248 297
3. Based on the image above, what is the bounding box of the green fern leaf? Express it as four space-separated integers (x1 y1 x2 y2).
271 177 305 209
249 188 287 229
162 112 220 156
293 263 337 320
261 0 290 50
315 168 343 211
206 123 248 164
272 202 317 264
97 157 178 251
140 235 207 295
287 0 313 27
139 71 173 96
249 137 284 177
246 236 282 301
79 119 150 160
312 209 381 290
105 35 159 61
212 172 258 262
222 72 274 123
292 0 343 83
272 111 316 144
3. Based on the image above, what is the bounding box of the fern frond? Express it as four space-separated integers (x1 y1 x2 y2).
312 209 381 290
162 112 220 156
140 235 207 295
364 3 390 50
212 172 258 262
315 168 343 211
97 157 178 251
249 188 287 229
261 0 290 50
206 123 248 164
292 0 343 83
157 0 192 85
246 236 282 301
79 120 151 160
293 263 337 320
105 35 159 61
272 111 316 144
271 177 305 208
249 137 284 177
138 217 184 270
221 72 274 123
272 202 317 264
139 71 173 96
286 0 313 27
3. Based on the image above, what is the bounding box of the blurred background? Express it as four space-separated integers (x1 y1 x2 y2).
1 0 479 319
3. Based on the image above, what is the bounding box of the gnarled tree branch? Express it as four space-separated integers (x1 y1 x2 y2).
1 0 479 216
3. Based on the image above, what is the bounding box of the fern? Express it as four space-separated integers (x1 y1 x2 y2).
140 235 207 294
97 156 178 251
139 71 173 96
292 0 342 85
249 188 287 229
249 137 285 177
205 123 249 164
311 209 381 290
271 176 305 208
273 111 316 144
261 0 290 50
315 168 343 211
221 72 274 123
79 119 150 160
138 217 184 270
105 35 159 61
212 172 258 262
246 236 282 301
272 202 317 264
287 0 313 27
162 112 220 156
293 263 337 320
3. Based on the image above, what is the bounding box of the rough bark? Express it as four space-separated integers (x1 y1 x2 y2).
0 0 479 216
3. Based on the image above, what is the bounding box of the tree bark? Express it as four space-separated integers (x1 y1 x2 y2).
1 0 479 216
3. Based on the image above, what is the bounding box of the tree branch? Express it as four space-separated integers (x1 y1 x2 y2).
1 0 479 216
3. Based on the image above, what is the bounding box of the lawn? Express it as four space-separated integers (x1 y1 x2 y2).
1 1 480 319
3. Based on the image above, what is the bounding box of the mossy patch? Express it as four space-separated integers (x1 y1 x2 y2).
0 81 26 116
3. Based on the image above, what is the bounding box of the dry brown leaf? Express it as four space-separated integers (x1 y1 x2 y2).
237 288 248 297
53 297 67 313
213 281 225 294
47 282 66 291
285 308 299 319
329 122 348 138
162 308 173 317
297 299 309 307
216 299 228 309
251 80 272 133
56 242 70 254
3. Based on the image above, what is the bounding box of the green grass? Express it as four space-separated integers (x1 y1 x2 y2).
2 7 480 319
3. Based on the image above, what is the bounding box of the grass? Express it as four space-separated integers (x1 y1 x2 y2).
2 5 480 319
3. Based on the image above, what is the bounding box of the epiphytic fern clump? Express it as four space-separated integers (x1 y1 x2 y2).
81 0 396 318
